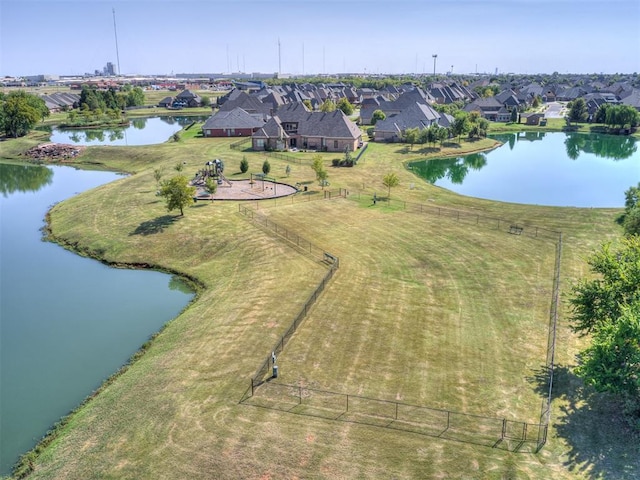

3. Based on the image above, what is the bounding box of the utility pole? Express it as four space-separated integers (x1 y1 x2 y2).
112 8 121 75
432 54 438 77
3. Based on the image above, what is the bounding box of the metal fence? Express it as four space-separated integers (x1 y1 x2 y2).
229 137 251 150
242 382 546 453
238 190 561 452
238 205 340 386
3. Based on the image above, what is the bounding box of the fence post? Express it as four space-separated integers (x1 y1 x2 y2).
251 378 254 397
395 402 399 420
522 422 528 441
502 419 507 439
346 394 349 412
447 411 450 430
299 386 302 404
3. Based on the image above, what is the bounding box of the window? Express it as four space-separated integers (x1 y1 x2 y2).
256 139 265 148
334 140 338 149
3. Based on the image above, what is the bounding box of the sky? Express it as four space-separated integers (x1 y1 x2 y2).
1 0 639 77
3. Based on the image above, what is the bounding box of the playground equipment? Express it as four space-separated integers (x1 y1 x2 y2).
194 158 231 187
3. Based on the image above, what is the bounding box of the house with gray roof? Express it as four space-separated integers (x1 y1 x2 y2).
252 104 362 152
373 103 445 142
202 107 267 137
464 97 511 122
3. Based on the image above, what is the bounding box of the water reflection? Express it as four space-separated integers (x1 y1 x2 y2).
564 132 637 160
410 152 487 184
407 132 640 207
0 163 53 196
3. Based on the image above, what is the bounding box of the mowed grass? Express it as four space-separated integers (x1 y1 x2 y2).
3 125 639 479
261 199 555 421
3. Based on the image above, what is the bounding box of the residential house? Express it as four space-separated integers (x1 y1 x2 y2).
463 97 511 122
174 89 202 107
201 107 267 137
251 103 362 152
373 103 445 142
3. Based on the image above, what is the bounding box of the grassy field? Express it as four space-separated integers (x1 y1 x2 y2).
1 121 639 479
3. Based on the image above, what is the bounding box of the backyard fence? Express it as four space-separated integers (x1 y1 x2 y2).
237 205 340 386
242 382 546 453
229 137 251 150
238 189 562 452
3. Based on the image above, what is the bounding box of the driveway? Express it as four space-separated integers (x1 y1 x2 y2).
545 102 567 119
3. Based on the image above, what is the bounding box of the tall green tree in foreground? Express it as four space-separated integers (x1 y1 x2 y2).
0 91 49 137
320 99 336 112
337 97 354 116
159 175 196 216
569 236 640 430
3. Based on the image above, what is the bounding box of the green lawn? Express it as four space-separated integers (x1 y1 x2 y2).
1 124 638 479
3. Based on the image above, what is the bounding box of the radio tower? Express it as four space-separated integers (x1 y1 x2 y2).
112 8 121 75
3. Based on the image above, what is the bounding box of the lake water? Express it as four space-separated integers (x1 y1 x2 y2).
0 163 194 475
48 115 207 146
408 132 640 207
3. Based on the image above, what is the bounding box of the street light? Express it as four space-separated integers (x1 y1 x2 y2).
432 54 438 77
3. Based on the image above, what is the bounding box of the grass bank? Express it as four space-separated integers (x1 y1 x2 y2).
1 125 637 479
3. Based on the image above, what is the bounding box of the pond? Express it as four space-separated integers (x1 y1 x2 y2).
0 163 195 475
408 132 640 207
46 115 208 146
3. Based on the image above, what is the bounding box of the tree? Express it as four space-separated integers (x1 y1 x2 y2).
371 109 386 125
569 236 640 430
302 99 313 111
568 98 588 123
159 175 196 216
311 155 325 180
200 96 211 107
569 237 640 336
404 127 419 149
285 164 291 177
125 86 145 107
451 111 470 143
204 178 217 201
382 172 400 199
240 156 249 173
623 182 640 236
320 99 336 112
337 97 354 116
510 107 518 123
262 159 271 175
0 91 49 138
317 169 328 189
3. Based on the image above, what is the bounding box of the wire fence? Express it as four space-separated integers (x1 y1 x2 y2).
238 204 340 385
238 190 561 452
229 137 251 150
242 382 546 453
355 194 562 243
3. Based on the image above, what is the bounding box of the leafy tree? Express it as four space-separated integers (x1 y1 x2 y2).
569 237 640 336
311 155 325 180
285 164 291 177
317 168 328 189
204 178 217 201
262 159 271 175
604 104 639 130
240 156 249 173
623 183 640 236
382 172 400 198
200 96 211 107
371 109 386 125
337 97 354 116
159 175 196 216
320 99 336 112
451 111 471 143
125 86 145 107
568 98 588 123
0 91 49 137
404 127 419 149
510 107 518 123
303 99 313 111
531 96 541 108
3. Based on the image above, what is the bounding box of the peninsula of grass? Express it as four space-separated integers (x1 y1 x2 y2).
1 123 638 479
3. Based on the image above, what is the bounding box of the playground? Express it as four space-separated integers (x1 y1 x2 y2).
191 159 298 201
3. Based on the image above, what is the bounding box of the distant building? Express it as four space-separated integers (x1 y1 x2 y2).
104 62 116 76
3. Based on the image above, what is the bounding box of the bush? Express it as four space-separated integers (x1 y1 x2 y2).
240 156 249 174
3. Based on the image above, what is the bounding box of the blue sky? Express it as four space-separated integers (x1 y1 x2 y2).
1 0 639 77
